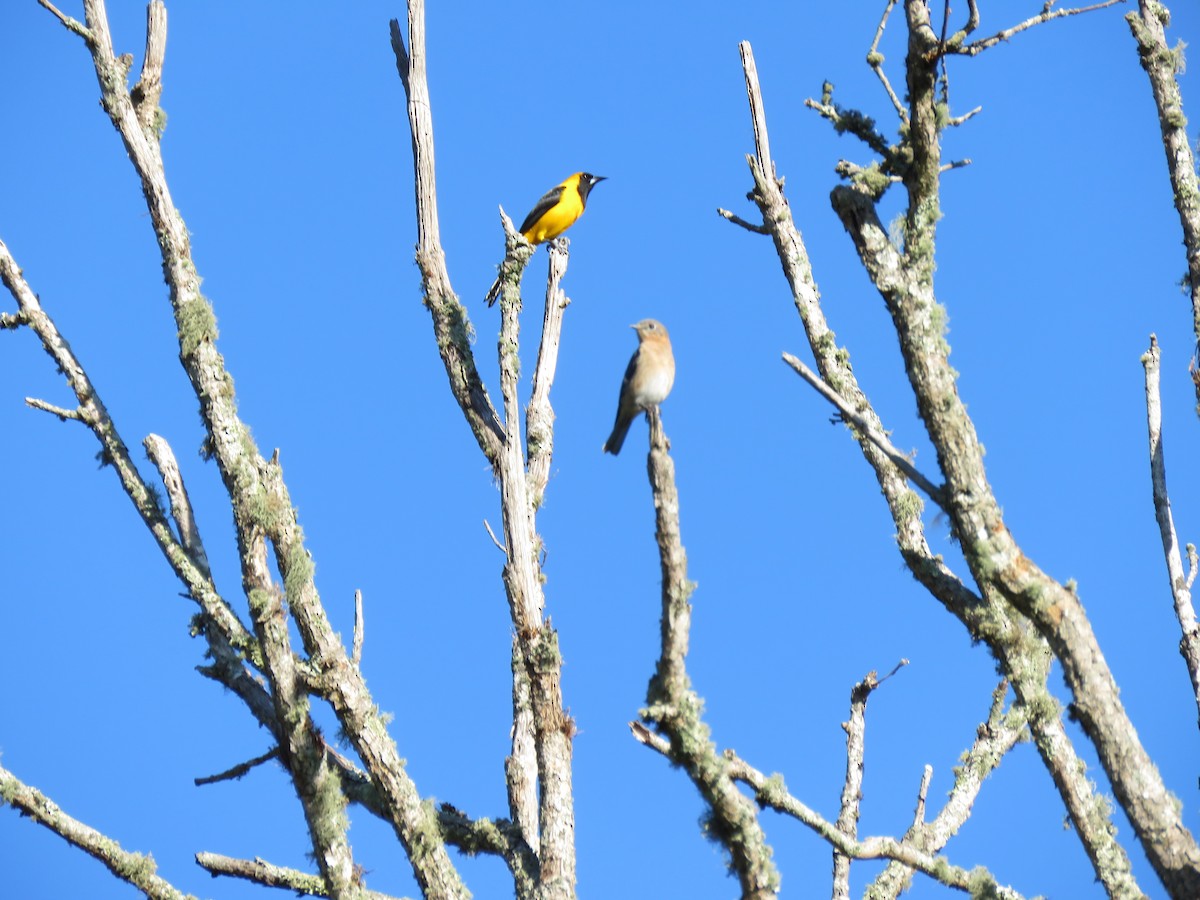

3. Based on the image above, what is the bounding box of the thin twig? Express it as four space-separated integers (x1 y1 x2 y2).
352 589 364 668
25 397 83 421
483 518 507 553
946 107 982 127
1 310 28 330
37 0 93 41
867 0 908 123
194 748 280 786
912 765 933 828
717 207 769 233
939 158 973 173
957 0 1125 55
195 852 406 900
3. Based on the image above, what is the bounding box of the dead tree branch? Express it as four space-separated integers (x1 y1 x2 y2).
1142 335 1200 726
1128 0 1200 411
637 408 781 899
0 763 194 900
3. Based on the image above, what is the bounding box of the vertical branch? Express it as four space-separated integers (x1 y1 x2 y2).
738 42 774 182
390 11 503 464
832 674 874 900
1142 335 1200 725
506 637 540 860
392 2 574 895
0 765 191 900
641 409 780 899
130 1 166 135
494 243 575 897
1128 0 1200 409
526 241 571 503
144 433 212 580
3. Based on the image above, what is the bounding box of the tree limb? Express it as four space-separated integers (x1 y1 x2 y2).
951 0 1126 56
1142 335 1200 727
0 763 196 900
638 408 781 898
782 351 946 506
195 852 402 900
1128 0 1200 412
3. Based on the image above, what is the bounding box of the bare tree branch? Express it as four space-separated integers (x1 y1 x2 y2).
0 763 195 900
866 679 1028 899
389 16 504 465
1142 335 1200 726
352 589 365 668
195 852 404 900
194 748 280 787
129 2 166 136
40 1 365 888
739 21 1150 897
824 5 1195 895
37 2 471 895
638 408 780 899
782 351 946 506
493 214 575 899
832 670 886 900
526 238 571 505
866 0 908 123
25 396 83 421
392 2 574 896
35 0 92 41
716 206 769 233
0 239 256 664
951 0 1126 55
145 433 212 581
634 678 1030 900
1128 0 1200 412
0 309 28 330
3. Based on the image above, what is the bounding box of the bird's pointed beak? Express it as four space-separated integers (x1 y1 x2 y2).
592 175 607 184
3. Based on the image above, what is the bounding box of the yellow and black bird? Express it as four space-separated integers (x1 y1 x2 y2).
485 172 606 306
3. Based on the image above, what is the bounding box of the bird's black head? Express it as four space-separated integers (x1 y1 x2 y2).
577 172 606 203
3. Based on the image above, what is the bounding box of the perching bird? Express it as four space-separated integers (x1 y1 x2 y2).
485 172 607 306
603 319 675 456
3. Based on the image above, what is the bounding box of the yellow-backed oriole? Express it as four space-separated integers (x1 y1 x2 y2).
486 172 606 306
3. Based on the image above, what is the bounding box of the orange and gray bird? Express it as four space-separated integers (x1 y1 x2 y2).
485 172 607 306
603 319 675 456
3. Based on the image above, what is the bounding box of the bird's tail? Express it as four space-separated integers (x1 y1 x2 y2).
603 418 632 456
485 275 502 307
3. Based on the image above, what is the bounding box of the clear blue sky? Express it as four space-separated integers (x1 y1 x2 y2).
2 2 1199 898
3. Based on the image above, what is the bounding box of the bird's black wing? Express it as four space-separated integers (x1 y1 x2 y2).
519 185 566 234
